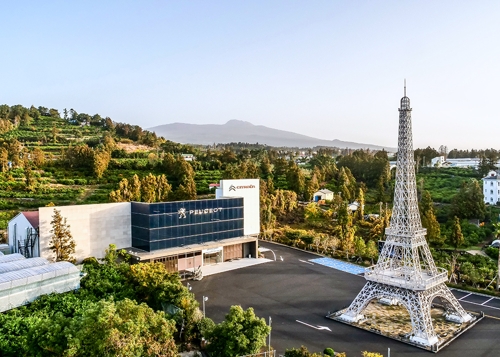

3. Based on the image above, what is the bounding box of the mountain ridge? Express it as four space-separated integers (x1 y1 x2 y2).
149 120 396 151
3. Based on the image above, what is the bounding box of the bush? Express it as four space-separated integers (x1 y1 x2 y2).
324 347 335 356
485 246 499 260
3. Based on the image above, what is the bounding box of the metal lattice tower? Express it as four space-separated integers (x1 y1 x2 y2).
338 83 472 347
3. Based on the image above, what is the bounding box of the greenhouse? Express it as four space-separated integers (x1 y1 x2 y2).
0 257 49 274
0 261 81 313
0 253 26 264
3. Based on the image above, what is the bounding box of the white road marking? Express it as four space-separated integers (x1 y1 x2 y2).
299 259 314 265
458 293 472 301
460 299 500 311
481 297 494 305
296 320 332 331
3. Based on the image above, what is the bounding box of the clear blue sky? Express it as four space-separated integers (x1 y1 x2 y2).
2 1 499 149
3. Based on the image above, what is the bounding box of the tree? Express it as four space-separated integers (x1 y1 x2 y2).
451 179 486 220
206 305 271 357
365 240 379 264
49 209 76 263
31 147 45 168
305 173 320 202
175 173 197 200
419 190 444 246
354 237 366 262
92 148 111 178
493 222 500 291
286 162 305 197
449 216 464 250
356 187 365 221
24 164 36 192
156 174 172 202
141 173 158 203
29 298 177 357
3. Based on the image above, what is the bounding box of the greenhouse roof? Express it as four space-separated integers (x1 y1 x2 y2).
0 257 49 274
0 261 79 287
0 254 26 265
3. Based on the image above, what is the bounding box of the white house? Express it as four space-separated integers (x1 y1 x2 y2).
313 189 334 202
482 170 500 204
7 211 40 257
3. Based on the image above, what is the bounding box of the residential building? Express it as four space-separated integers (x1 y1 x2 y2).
482 170 500 204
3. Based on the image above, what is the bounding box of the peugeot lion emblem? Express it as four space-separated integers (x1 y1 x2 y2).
229 185 236 191
178 208 186 219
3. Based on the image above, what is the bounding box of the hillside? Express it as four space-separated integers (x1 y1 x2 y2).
149 120 396 151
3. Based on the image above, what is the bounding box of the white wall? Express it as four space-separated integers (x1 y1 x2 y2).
217 179 260 235
38 202 131 262
7 213 36 256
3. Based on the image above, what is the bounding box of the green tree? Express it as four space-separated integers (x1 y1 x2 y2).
92 148 111 179
449 216 464 250
175 173 197 200
356 187 365 221
156 174 172 202
419 190 444 246
49 209 76 263
31 147 45 168
493 222 500 291
206 305 271 357
141 173 158 203
365 240 379 264
286 162 305 197
354 236 366 261
305 173 320 202
451 179 486 220
29 299 177 357
24 164 36 192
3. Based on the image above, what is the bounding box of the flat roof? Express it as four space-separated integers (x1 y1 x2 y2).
124 235 258 261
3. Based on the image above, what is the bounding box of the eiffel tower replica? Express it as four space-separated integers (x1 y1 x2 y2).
334 83 474 348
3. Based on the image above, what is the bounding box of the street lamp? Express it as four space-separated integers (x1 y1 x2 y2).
268 316 272 354
203 296 208 317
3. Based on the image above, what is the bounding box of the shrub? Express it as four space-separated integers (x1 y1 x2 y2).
324 347 335 356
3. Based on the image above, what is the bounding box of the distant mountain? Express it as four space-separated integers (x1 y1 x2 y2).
148 120 396 151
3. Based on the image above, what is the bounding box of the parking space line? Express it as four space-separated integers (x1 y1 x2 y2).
299 259 314 265
460 299 500 311
481 297 494 305
458 293 472 301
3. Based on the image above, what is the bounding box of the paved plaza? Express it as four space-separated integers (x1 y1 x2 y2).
188 241 500 357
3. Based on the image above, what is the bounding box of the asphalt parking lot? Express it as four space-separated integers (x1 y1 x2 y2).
188 242 500 356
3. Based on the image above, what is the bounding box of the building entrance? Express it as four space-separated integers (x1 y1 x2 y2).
203 251 222 265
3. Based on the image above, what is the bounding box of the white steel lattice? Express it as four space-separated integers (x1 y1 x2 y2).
338 86 472 347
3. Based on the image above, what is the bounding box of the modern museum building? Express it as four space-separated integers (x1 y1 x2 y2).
7 179 260 273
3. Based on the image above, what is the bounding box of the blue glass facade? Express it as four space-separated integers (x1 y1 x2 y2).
131 198 244 252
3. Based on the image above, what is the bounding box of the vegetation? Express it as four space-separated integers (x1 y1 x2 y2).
48 208 76 263
0 244 271 356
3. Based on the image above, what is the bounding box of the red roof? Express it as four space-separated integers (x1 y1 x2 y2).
22 211 39 229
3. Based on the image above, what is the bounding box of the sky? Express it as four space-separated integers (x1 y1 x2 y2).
1 1 499 150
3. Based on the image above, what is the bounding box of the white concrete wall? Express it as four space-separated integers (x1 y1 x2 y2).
7 213 35 255
39 202 131 262
217 179 260 235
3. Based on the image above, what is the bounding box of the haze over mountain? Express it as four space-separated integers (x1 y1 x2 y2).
149 120 396 151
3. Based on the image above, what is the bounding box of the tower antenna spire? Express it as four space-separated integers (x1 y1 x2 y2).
404 79 406 96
